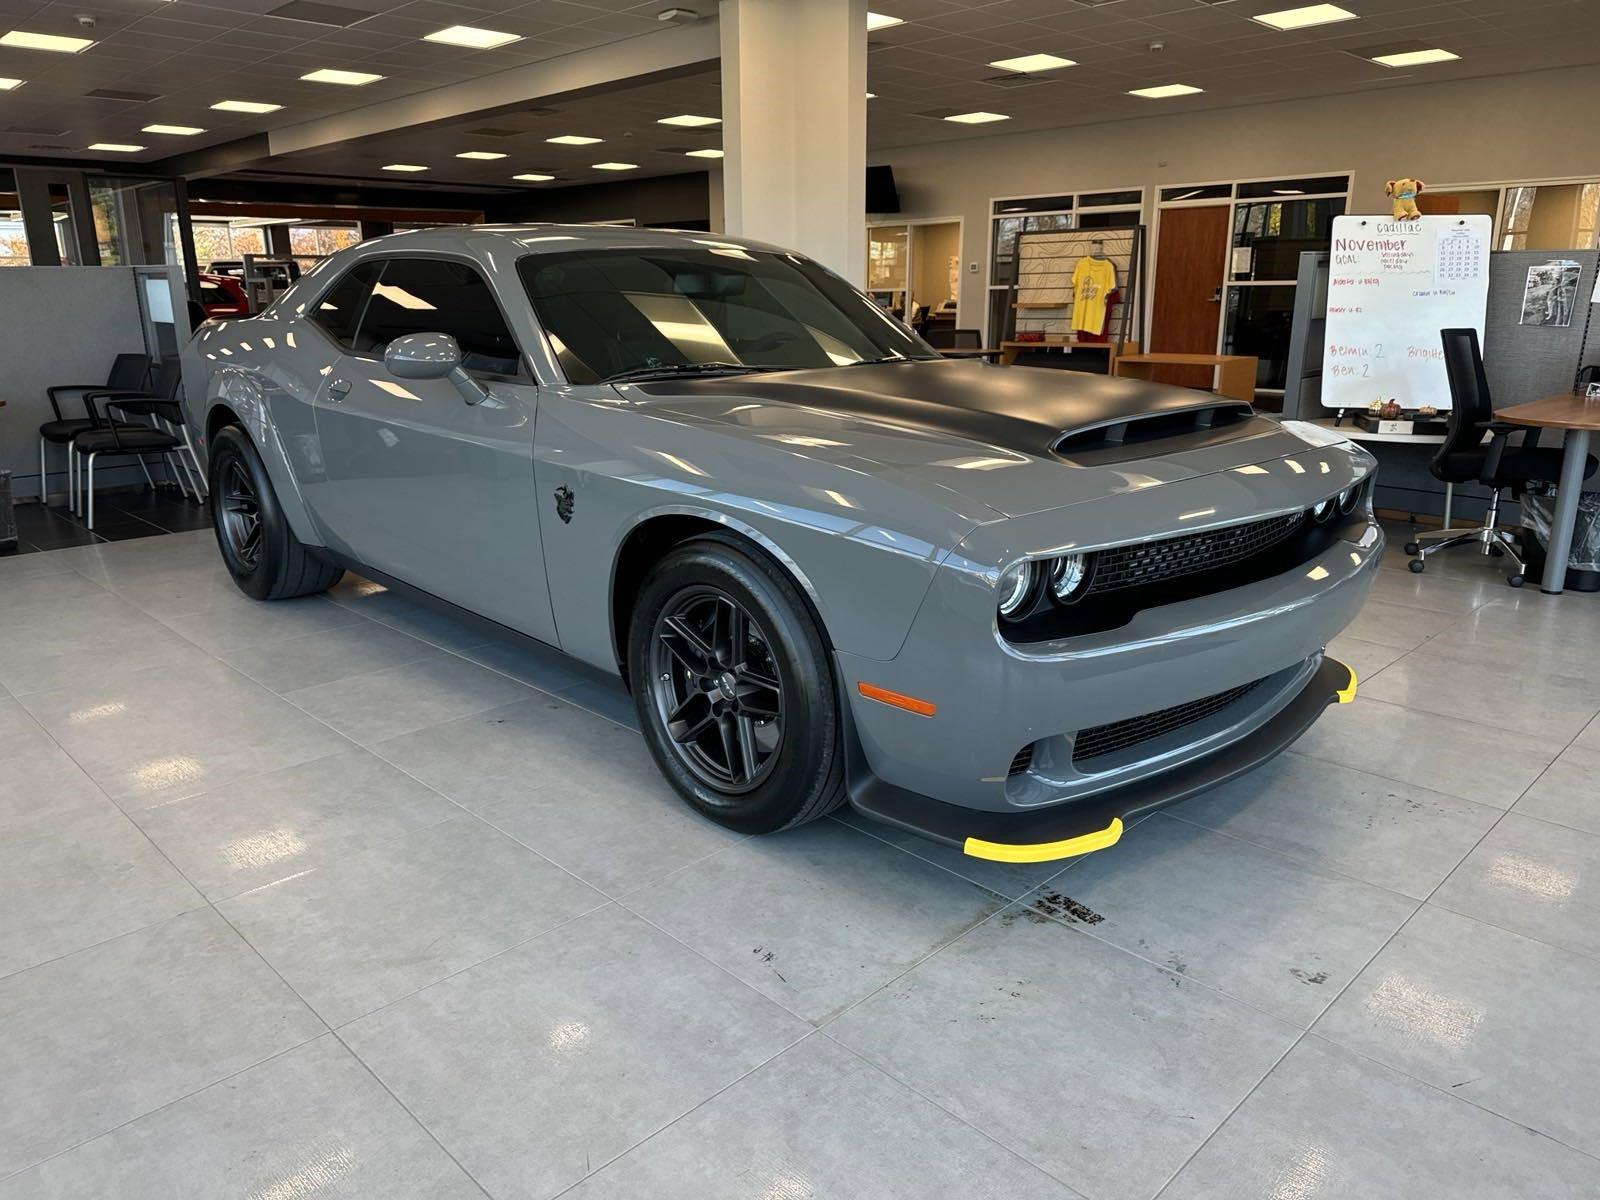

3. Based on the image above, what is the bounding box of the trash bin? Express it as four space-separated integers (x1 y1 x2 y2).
1521 484 1600 592
0 471 16 553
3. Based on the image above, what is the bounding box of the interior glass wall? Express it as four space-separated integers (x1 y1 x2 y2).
87 176 181 267
0 169 27 266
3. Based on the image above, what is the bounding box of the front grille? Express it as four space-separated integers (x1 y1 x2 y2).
1073 678 1266 765
1088 511 1306 595
1008 744 1034 776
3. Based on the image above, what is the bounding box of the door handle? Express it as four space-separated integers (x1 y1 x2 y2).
327 379 352 401
1208 288 1222 303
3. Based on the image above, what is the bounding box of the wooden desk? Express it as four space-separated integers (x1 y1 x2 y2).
997 339 1137 367
1113 353 1258 405
1497 394 1600 594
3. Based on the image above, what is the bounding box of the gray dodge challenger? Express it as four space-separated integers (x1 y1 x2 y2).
181 225 1379 864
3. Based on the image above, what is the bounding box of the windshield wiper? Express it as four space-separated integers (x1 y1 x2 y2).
605 361 764 384
842 354 939 367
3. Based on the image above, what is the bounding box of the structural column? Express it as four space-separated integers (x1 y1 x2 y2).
719 0 868 285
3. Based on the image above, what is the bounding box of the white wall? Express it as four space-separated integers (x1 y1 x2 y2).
0 268 149 499
872 65 1600 331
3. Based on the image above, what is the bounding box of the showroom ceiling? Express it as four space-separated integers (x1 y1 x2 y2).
1 0 1596 186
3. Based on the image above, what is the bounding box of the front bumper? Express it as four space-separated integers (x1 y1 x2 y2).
849 654 1357 862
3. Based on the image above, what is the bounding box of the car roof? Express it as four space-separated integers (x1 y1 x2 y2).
349 223 793 260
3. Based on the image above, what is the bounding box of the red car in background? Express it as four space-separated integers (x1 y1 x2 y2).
198 273 250 318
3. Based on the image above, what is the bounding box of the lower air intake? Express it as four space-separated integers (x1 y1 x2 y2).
1073 678 1266 765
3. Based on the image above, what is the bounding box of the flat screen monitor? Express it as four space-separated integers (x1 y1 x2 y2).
867 165 899 214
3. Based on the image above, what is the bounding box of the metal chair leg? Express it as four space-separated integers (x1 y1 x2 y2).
180 428 207 499
136 454 156 491
38 437 47 504
86 453 96 530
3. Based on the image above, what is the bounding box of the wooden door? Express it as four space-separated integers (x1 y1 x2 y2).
1150 205 1230 389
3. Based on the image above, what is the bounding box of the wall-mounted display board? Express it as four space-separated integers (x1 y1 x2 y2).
1013 227 1143 352
1320 214 1491 410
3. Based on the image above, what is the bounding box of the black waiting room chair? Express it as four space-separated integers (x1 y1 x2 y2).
69 360 190 530
1405 328 1597 585
37 352 151 502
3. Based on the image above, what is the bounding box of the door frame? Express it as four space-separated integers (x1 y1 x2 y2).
867 214 966 328
1148 171 1353 361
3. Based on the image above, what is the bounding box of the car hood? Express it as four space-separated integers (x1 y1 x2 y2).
624 359 1327 519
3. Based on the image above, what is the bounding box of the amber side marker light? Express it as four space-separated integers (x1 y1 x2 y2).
857 682 937 717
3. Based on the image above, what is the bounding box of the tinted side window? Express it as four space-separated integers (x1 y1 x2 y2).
309 261 381 348
355 257 522 375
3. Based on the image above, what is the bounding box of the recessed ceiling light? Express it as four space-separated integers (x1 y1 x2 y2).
88 143 144 152
0 77 23 90
0 29 94 52
383 163 428 171
1254 4 1357 31
456 150 506 160
592 162 637 170
1129 83 1203 98
658 113 719 127
989 52 1075 73
866 11 902 30
300 68 383 85
212 99 283 113
1371 47 1458 67
686 148 723 158
513 172 554 182
142 124 205 136
547 134 602 145
423 24 521 49
1272 188 1305 195
944 111 1009 124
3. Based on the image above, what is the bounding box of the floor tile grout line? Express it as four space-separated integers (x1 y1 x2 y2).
543 1027 826 1199
0 1029 331 1187
1152 805 1456 906
1286 1028 1600 1169
323 1026 499 1199
829 811 1079 903
816 1032 1092 1196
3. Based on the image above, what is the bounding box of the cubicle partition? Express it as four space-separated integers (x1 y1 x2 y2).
0 265 189 503
1285 248 1600 522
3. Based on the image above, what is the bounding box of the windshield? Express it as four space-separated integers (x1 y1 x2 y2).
517 246 938 384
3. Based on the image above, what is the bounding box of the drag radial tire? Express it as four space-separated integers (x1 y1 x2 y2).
208 425 344 601
629 533 847 834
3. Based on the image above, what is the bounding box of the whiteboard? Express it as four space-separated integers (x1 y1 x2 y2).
1321 214 1491 409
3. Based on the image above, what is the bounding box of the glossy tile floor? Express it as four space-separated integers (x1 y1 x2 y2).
2 525 1598 1199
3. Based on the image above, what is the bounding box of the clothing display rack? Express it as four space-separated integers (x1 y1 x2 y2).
1001 225 1146 370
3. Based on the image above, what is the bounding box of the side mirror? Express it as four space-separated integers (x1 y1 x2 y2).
383 332 488 405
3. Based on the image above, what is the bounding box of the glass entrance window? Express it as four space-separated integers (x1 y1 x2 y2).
1223 285 1298 391
48 185 78 265
289 224 360 273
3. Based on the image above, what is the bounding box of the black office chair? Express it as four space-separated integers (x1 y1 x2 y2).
1405 328 1597 585
70 361 188 529
37 352 150 502
925 327 981 350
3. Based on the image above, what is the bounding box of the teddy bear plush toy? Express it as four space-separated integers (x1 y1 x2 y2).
1385 178 1425 220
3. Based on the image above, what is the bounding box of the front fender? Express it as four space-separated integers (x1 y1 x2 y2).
187 320 326 549
533 387 982 672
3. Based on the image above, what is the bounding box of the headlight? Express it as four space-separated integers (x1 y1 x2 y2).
1338 483 1360 513
1312 496 1336 522
1050 553 1090 603
997 560 1039 620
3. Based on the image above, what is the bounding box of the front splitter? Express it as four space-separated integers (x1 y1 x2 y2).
848 655 1357 864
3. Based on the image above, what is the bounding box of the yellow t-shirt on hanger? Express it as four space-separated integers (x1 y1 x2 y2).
1070 257 1117 335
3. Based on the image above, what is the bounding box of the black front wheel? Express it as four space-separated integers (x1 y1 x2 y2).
629 534 846 834
208 426 344 601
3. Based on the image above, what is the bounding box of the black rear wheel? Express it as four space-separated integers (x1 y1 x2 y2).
208 425 344 601
629 534 845 834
